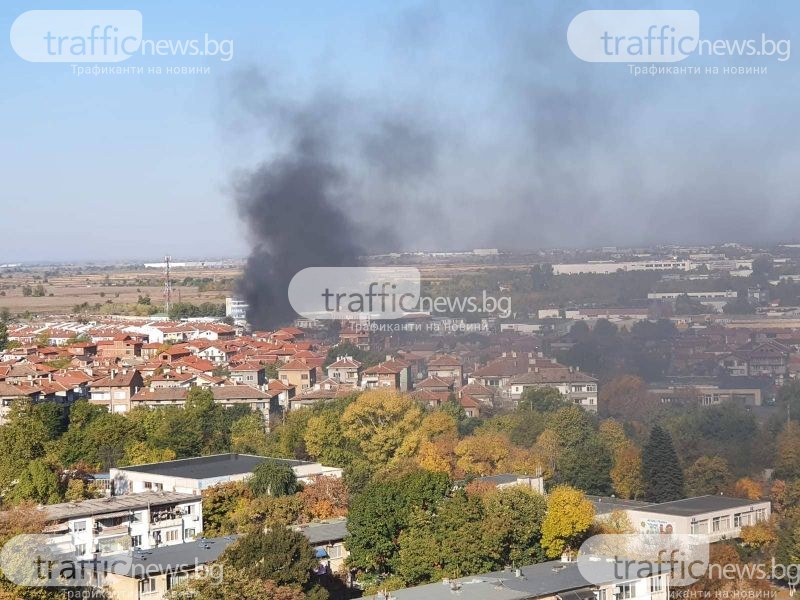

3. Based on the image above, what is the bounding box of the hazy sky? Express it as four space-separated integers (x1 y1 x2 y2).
1 1 799 262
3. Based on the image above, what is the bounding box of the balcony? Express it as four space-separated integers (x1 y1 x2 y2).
150 514 185 529
94 524 130 537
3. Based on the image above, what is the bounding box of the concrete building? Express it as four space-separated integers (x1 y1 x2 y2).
472 474 545 494
326 356 362 385
97 535 232 600
278 358 316 391
89 369 144 414
553 260 693 275
364 558 668 600
225 297 249 321
110 453 343 495
624 495 770 542
291 517 350 573
507 368 599 412
38 491 202 560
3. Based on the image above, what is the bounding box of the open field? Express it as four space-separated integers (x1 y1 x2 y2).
0 261 535 316
0 266 237 316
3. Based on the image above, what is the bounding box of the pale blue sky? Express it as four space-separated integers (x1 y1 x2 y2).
1 1 799 262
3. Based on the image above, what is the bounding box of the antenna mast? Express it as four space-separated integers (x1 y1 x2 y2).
164 255 173 316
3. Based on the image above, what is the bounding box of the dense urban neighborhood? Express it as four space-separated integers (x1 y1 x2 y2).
1 245 800 598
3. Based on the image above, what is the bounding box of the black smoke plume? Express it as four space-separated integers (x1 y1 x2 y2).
230 71 432 329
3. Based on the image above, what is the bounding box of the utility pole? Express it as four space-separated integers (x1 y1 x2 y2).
164 255 173 317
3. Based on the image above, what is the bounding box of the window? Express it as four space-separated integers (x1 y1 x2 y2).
756 509 767 522
75 544 86 556
131 535 142 548
143 482 152 490
167 572 188 590
712 517 721 532
139 579 157 594
131 511 143 523
185 528 196 539
165 529 180 543
327 544 343 559
73 520 87 533
691 519 708 534
183 504 194 516
617 583 634 599
595 590 607 600
650 576 663 593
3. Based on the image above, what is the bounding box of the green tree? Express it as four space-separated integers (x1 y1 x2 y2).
518 387 568 413
642 424 685 502
249 461 299 497
347 469 450 574
222 528 319 593
164 566 305 600
685 456 733 496
0 400 51 493
0 320 7 351
341 389 423 465
202 481 252 536
482 486 547 566
32 402 67 439
556 435 613 495
8 459 62 504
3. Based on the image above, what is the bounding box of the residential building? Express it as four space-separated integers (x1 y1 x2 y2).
0 382 41 424
279 358 316 391
426 354 463 385
291 517 349 573
364 558 668 600
96 535 232 600
507 367 599 412
37 491 202 560
719 339 789 383
229 362 266 386
89 369 144 414
326 356 362 385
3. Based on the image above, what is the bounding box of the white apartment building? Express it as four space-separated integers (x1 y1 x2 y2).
507 368 599 412
39 491 203 560
110 453 343 495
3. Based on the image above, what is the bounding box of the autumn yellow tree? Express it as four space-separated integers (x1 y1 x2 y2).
123 441 176 466
532 428 562 478
541 485 595 558
299 475 349 521
341 389 423 465
610 442 645 500
598 419 628 454
733 477 763 500
454 432 514 476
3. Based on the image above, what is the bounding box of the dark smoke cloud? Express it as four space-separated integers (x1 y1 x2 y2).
229 1 800 328
229 70 437 329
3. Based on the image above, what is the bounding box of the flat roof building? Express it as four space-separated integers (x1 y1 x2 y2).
363 559 668 600
110 453 343 495
624 495 770 542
